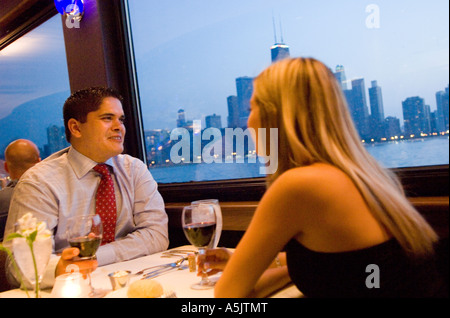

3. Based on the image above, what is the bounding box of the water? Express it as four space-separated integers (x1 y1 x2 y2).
364 136 449 168
150 161 264 183
150 136 449 184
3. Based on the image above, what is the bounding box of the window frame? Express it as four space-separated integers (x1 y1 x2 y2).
0 0 56 51
157 164 449 202
1 0 448 204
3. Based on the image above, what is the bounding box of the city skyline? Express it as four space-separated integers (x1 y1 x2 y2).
172 35 449 142
1 1 449 140
128 0 449 131
1 32 448 159
172 71 449 139
1 77 447 157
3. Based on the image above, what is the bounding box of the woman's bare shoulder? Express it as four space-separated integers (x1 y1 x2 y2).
274 163 352 194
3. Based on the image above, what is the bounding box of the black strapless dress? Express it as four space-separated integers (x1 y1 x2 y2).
285 239 443 298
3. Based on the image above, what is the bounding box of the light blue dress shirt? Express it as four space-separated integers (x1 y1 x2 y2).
4 147 168 288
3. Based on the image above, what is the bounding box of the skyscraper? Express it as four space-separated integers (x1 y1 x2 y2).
369 80 385 139
369 81 385 122
385 116 401 138
334 65 348 90
348 78 370 139
227 19 288 129
205 114 222 129
177 109 186 128
271 16 290 63
47 125 69 155
435 85 449 132
423 104 432 134
271 43 290 63
227 95 239 128
402 96 427 136
235 76 254 128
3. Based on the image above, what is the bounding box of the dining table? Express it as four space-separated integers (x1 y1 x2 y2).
0 245 303 299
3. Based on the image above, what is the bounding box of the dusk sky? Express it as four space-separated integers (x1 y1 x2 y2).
0 14 69 120
129 0 449 130
0 0 448 131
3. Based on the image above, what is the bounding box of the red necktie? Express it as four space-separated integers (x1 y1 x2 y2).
93 164 117 244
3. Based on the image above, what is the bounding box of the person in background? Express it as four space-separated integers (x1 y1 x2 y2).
0 177 7 190
0 139 41 241
200 57 443 298
4 87 169 288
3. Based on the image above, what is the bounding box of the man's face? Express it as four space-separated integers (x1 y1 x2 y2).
74 97 126 163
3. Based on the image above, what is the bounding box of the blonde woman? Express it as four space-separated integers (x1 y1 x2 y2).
201 57 443 298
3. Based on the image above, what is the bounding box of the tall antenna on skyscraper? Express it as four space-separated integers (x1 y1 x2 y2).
279 16 284 43
272 12 278 43
270 13 291 63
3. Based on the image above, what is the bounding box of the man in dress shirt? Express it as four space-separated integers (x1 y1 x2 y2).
4 87 169 288
0 139 41 240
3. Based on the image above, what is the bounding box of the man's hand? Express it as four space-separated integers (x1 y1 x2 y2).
56 247 98 278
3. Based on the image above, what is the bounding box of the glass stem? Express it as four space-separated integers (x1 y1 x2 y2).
88 273 94 293
198 248 210 285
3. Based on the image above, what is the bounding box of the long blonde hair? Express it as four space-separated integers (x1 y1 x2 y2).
252 57 438 258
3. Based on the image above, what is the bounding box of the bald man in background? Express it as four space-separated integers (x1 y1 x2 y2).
1 139 41 240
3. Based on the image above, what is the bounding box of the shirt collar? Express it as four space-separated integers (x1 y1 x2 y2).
67 146 115 179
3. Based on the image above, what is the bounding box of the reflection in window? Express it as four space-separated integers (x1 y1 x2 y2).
0 15 70 180
128 0 449 184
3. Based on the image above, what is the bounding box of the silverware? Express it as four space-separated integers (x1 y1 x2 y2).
133 257 186 276
164 249 197 254
161 249 197 258
142 266 178 279
132 265 162 276
142 257 186 279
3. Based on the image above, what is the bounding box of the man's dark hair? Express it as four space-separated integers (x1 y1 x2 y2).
63 87 123 142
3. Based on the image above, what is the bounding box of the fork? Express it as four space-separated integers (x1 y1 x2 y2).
133 257 186 276
142 258 186 279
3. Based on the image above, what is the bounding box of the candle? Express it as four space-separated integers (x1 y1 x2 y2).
51 272 90 298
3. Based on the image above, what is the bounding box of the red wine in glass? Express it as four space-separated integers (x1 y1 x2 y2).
182 204 217 289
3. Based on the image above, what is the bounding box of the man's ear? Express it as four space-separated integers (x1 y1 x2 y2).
68 118 82 138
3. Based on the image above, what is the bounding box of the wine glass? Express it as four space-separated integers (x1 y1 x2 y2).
67 214 106 297
182 203 217 290
191 199 222 248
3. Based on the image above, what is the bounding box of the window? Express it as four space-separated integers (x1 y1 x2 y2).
2 1 446 198
0 14 70 184
128 0 448 186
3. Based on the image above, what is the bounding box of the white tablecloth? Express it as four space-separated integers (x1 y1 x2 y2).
0 246 303 298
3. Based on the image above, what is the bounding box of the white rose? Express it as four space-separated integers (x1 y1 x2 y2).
13 213 53 284
17 213 51 238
